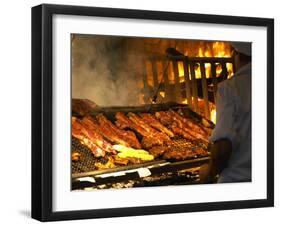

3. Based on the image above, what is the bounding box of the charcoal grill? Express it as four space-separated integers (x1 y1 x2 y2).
72 102 212 190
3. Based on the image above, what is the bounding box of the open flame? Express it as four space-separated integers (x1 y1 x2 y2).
210 108 216 124
182 97 217 124
178 41 234 80
178 41 233 121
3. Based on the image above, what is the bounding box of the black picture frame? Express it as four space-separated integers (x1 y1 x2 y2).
32 3 274 222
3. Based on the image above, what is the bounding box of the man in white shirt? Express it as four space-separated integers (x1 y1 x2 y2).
199 42 252 183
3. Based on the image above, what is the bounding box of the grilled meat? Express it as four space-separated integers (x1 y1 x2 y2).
95 156 116 170
128 112 171 145
141 113 174 137
113 156 130 166
168 110 209 137
149 143 208 160
115 112 169 148
140 136 163 149
148 145 167 158
83 115 129 148
77 117 116 154
71 152 81 162
155 111 174 126
162 148 197 161
128 112 160 135
72 99 97 117
115 112 132 130
193 147 209 157
96 114 141 149
72 117 106 157
170 123 197 141
126 157 143 164
156 110 209 143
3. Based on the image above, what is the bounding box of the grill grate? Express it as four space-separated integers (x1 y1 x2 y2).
169 137 208 151
72 137 106 174
72 136 209 174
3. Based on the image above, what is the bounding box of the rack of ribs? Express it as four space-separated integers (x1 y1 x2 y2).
72 117 106 157
128 112 172 148
96 114 141 149
115 112 149 136
162 148 197 161
140 113 174 138
115 112 131 130
170 123 197 141
79 117 116 154
128 113 170 142
81 116 125 154
168 110 209 137
155 110 209 143
115 112 170 149
155 111 174 126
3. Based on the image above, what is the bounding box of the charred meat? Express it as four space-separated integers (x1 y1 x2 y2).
80 117 116 154
72 117 106 157
96 114 141 149
83 116 130 149
148 145 167 158
140 113 174 137
162 148 197 161
72 99 97 117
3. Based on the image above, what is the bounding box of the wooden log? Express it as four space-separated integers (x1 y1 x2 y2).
211 62 218 104
162 60 172 102
200 63 210 119
172 60 182 103
190 63 199 112
183 59 192 107
141 57 147 87
221 62 228 79
151 59 158 88
231 57 236 74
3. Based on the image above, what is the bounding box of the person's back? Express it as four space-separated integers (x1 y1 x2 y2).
211 63 251 183
199 42 252 184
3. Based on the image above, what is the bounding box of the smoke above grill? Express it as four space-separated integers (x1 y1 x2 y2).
72 34 146 106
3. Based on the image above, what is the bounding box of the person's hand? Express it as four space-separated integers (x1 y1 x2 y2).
199 163 215 183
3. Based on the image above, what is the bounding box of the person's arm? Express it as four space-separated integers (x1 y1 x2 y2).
209 139 232 182
199 139 232 183
210 139 232 174
199 81 235 183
